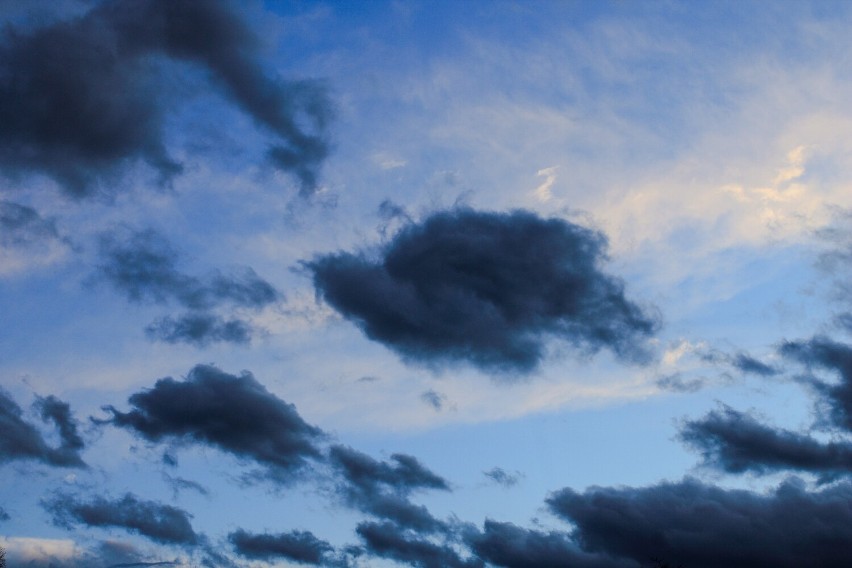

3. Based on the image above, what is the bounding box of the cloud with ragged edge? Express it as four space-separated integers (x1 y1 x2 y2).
0 390 85 468
328 445 450 533
228 529 335 566
96 228 280 346
97 365 325 483
43 492 199 546
0 0 332 198
308 208 659 375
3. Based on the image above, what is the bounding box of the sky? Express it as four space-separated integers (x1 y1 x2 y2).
4 0 852 566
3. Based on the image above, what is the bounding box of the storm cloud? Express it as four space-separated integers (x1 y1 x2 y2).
309 209 658 374
329 445 450 532
0 390 85 468
100 365 324 482
547 478 852 568
680 406 852 481
0 0 332 197
229 529 333 565
44 493 199 546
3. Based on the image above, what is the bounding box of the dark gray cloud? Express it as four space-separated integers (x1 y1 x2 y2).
356 521 482 568
162 473 209 499
680 406 852 482
547 477 852 568
482 467 522 488
144 313 252 346
779 336 852 431
44 492 199 546
730 353 779 377
309 209 658 375
0 390 85 468
329 445 449 532
0 0 332 198
96 229 279 345
0 200 61 246
99 365 324 482
229 529 333 565
465 520 632 568
97 229 279 310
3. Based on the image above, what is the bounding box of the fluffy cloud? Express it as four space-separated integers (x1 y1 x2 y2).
0 0 332 197
309 209 659 375
99 365 324 482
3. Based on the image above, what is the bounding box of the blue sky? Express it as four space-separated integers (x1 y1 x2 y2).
3 1 852 567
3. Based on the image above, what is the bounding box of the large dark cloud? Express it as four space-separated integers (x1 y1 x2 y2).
547 478 852 568
780 336 852 431
99 365 324 482
680 406 852 481
356 521 482 568
0 0 332 197
0 390 85 468
96 229 279 345
329 445 450 532
465 520 633 568
229 529 333 565
309 209 658 374
44 492 199 546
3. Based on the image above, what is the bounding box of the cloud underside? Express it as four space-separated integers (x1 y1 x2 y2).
0 0 331 197
101 365 324 482
310 208 659 374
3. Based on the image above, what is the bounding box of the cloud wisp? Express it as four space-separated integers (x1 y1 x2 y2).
0 391 85 468
98 365 325 483
309 208 659 375
44 493 199 546
0 0 332 197
96 228 280 346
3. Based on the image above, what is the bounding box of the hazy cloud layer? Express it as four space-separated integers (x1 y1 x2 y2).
44 493 198 546
547 478 852 568
680 406 852 481
356 521 481 568
229 529 332 565
329 445 450 532
100 365 324 481
0 390 85 468
97 229 278 345
310 209 658 374
0 0 332 197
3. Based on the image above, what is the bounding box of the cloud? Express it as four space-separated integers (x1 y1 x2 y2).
309 208 659 375
228 529 333 565
0 505 8 521
356 521 482 568
779 336 852 431
0 201 60 246
547 477 852 568
465 520 632 568
482 468 522 488
144 313 252 346
329 445 450 532
96 229 279 345
162 473 209 499
44 493 199 546
0 0 332 198
680 405 852 482
0 390 85 468
99 365 324 482
420 390 446 411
